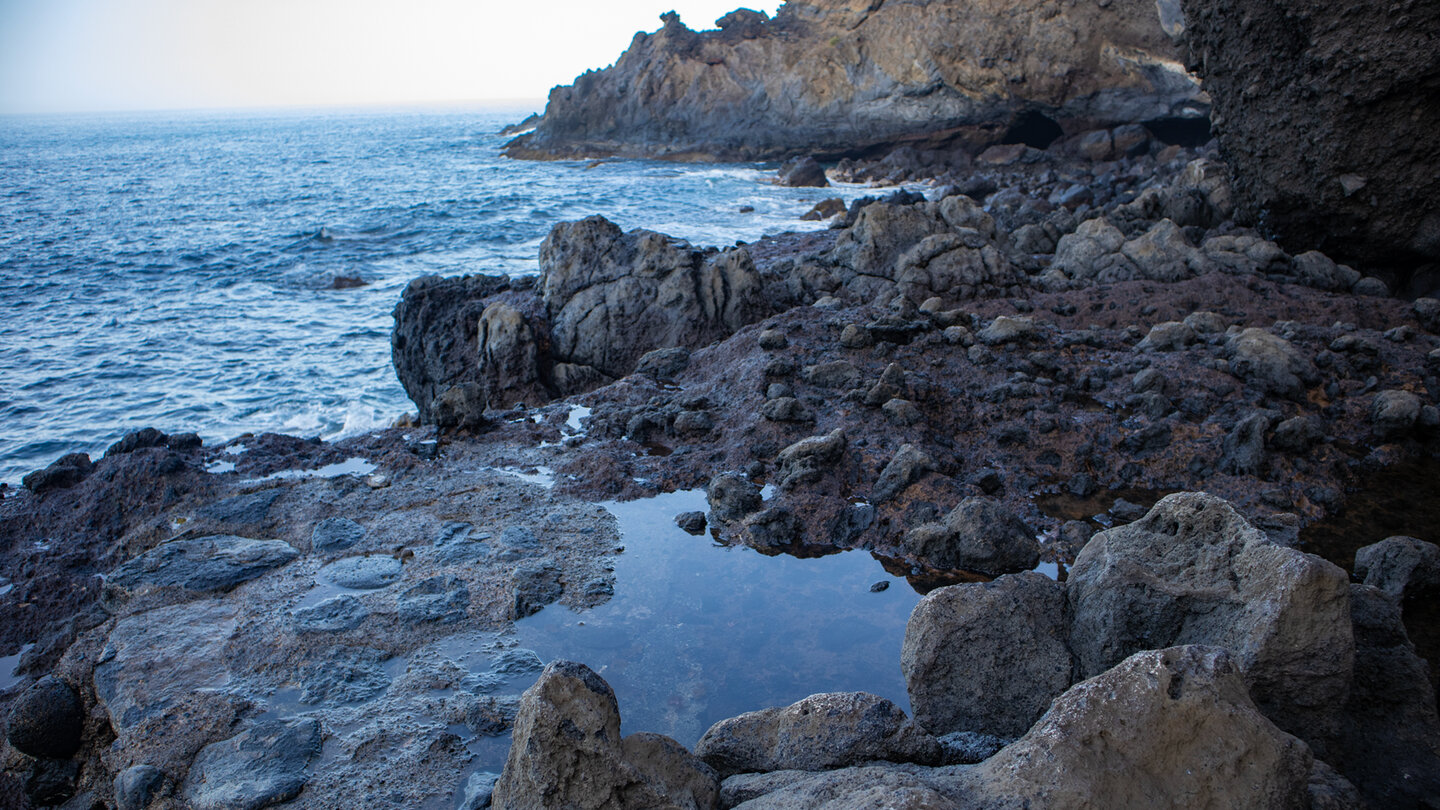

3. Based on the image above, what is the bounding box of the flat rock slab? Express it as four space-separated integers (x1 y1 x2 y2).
310 517 365 553
317 555 403 590
183 718 322 810
108 535 298 594
95 601 237 733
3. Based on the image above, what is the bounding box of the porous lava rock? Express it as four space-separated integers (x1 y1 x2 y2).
1181 0 1440 269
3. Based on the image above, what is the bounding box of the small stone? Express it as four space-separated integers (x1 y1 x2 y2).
675 511 708 535
635 347 692 380
869 581 890 593
757 329 789 350
311 518 364 553
115 765 166 810
839 324 873 349
707 472 763 522
978 316 1038 345
1272 415 1323 452
1413 298 1440 333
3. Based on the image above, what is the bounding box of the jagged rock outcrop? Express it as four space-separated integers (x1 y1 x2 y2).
506 0 1206 161
391 217 769 421
539 216 767 382
1180 0 1440 270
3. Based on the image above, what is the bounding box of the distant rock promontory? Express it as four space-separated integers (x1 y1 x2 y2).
505 0 1207 161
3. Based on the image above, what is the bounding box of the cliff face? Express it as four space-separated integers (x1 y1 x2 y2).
1181 0 1440 271
505 0 1207 161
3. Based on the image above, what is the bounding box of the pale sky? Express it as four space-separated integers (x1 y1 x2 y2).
0 0 783 114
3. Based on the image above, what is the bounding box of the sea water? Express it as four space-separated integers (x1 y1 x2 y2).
0 104 875 485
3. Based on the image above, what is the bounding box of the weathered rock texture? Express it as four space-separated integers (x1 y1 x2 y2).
967 645 1314 808
507 0 1205 161
901 573 1072 738
492 660 719 810
1067 492 1353 750
1181 0 1440 268
693 692 942 778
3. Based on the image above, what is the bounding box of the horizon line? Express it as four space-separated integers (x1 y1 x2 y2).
0 96 548 119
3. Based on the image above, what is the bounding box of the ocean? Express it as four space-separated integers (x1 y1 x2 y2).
0 105 869 486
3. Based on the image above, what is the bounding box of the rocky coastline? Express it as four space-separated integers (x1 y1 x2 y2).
5 0 1440 808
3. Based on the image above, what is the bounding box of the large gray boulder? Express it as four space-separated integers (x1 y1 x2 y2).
1066 492 1353 749
724 647 1314 809
901 573 1073 738
182 718 323 810
107 535 298 595
539 216 767 384
967 646 1314 808
900 497 1040 575
491 660 718 810
694 692 942 779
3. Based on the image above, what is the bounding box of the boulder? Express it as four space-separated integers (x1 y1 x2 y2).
1331 585 1440 807
22 452 93 495
1067 492 1353 750
1370 389 1423 440
774 430 847 491
182 718 322 810
775 157 828 188
900 497 1039 575
491 660 718 810
115 765 167 810
1353 536 1440 600
708 472 763 524
901 573 1073 738
694 692 942 779
540 216 767 383
5 676 85 759
1225 328 1317 399
505 0 1203 161
1181 0 1440 266
968 646 1314 808
107 535 298 595
478 300 551 410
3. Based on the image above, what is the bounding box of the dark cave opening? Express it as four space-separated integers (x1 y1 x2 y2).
1144 116 1213 147
1001 110 1063 149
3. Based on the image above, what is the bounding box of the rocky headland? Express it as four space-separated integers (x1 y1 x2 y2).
5 0 1440 808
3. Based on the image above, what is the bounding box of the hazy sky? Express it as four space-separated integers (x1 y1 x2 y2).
0 0 782 114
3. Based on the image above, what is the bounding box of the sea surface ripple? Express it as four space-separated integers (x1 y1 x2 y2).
0 105 871 485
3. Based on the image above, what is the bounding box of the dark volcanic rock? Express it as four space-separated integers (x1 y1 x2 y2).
540 216 767 382
391 273 515 423
776 156 828 188
507 0 1204 161
107 535 299 595
901 497 1039 575
22 452 93 495
1181 0 1440 267
5 676 85 759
